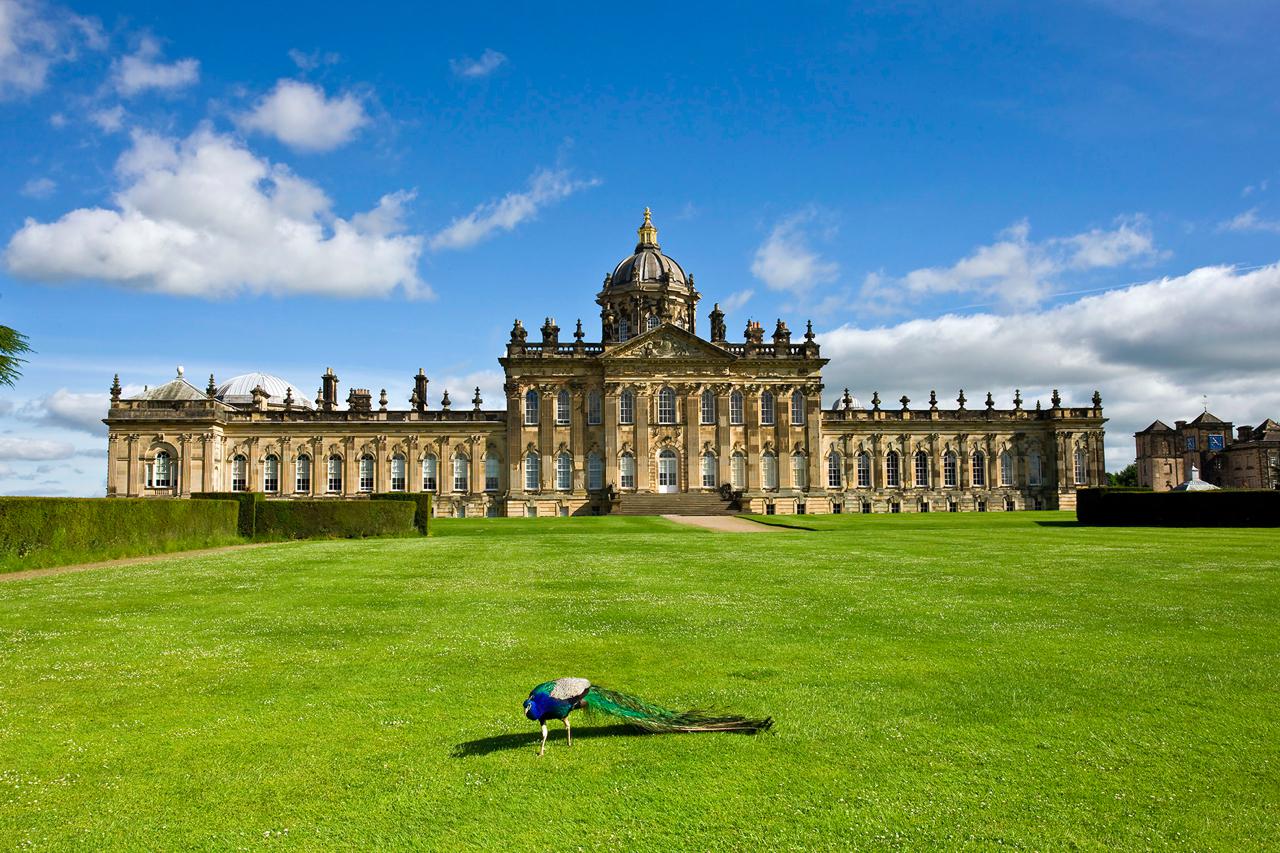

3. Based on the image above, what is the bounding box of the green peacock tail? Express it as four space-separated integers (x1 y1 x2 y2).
582 685 773 734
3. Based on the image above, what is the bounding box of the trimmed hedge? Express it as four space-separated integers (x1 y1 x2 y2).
191 492 263 538
255 500 417 541
0 497 241 573
370 493 432 534
1077 487 1280 527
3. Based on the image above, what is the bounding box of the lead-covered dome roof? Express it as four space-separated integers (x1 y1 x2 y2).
605 208 690 291
216 372 313 409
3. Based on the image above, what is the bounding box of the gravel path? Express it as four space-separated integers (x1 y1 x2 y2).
660 514 792 533
0 542 281 583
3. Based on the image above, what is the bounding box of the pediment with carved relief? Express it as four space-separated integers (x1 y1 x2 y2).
602 324 734 361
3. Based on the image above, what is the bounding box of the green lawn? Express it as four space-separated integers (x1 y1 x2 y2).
1 513 1277 850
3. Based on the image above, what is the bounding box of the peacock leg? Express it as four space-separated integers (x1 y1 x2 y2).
538 722 548 756
565 716 572 746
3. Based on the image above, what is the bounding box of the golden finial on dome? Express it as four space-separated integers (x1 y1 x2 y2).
636 207 659 249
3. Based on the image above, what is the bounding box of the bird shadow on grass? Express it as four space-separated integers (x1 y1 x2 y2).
452 724 652 758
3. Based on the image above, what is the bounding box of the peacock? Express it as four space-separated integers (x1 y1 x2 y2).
523 677 773 755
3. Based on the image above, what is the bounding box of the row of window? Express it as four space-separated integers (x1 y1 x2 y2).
524 388 808 427
227 452 502 494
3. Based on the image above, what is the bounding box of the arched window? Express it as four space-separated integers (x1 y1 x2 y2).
485 452 500 492
359 454 375 492
732 451 747 489
327 455 342 493
422 454 438 492
524 451 540 491
587 452 603 490
827 450 842 488
885 450 900 487
453 452 469 492
791 451 807 489
914 450 929 488
1000 451 1013 486
556 451 572 490
619 389 635 425
263 454 279 493
760 391 775 425
761 451 778 490
618 317 631 341
295 455 311 493
700 389 715 424
657 387 676 424
524 389 540 426
701 452 717 488
791 391 806 425
730 390 744 425
556 389 571 425
1074 448 1086 484
231 454 247 492
151 450 172 489
646 315 660 331
587 390 602 425
390 454 406 491
971 451 986 488
1028 451 1043 486
620 451 636 489
857 452 871 488
943 451 958 487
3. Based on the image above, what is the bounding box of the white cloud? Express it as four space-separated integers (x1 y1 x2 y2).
750 212 839 295
429 168 599 251
1242 178 1269 197
0 0 102 99
238 79 367 152
864 216 1162 310
0 435 76 460
1219 207 1280 234
718 289 754 314
90 104 124 132
113 36 198 97
450 48 507 78
821 262 1280 470
16 388 106 432
4 125 428 299
19 176 55 198
288 48 340 71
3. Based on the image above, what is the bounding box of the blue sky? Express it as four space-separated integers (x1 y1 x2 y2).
2 0 1279 494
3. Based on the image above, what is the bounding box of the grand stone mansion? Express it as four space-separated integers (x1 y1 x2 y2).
104 210 1107 516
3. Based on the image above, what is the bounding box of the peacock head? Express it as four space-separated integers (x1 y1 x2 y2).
523 697 538 721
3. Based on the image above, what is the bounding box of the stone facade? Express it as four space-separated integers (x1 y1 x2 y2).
104 210 1108 515
1136 412 1280 491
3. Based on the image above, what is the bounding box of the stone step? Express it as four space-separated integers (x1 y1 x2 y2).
612 493 740 516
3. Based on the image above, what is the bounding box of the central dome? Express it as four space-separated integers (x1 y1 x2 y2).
606 208 689 291
216 372 314 409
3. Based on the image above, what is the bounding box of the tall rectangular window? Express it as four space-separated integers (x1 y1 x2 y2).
1000 452 1013 486
359 456 374 492
1074 448 1086 484
525 454 540 491
914 452 928 488
295 456 311 493
791 453 807 489
556 390 571 426
701 454 717 488
761 392 775 426
588 391 602 425
263 455 279 493
857 453 870 488
730 391 744 425
700 390 715 424
524 390 539 426
422 455 438 492
971 452 986 488
791 391 806 425
620 454 636 489
327 456 342 493
885 452 900 487
232 456 247 492
619 391 635 425
390 455 406 491
732 453 746 489
944 453 958 488
1028 452 1043 486
453 454 468 493
658 388 676 424
828 452 842 488
485 453 500 491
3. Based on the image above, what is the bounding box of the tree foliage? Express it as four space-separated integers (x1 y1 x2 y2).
1108 463 1138 487
0 324 31 388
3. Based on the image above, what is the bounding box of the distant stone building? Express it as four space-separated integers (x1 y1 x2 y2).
1135 412 1280 491
104 210 1108 515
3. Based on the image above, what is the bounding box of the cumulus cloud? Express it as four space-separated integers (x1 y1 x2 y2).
429 168 599 251
4 125 427 298
863 216 1161 311
0 435 76 460
288 48 340 71
450 48 506 78
0 0 102 98
113 36 198 96
750 212 839 295
17 388 106 432
20 176 55 198
1219 207 1280 234
718 289 754 314
238 79 367 152
821 263 1280 470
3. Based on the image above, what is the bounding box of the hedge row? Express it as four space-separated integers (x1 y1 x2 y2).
255 499 417 541
1077 487 1280 527
369 493 432 534
191 492 263 537
0 497 241 574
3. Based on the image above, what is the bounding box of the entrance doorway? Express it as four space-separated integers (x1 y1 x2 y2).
657 449 678 493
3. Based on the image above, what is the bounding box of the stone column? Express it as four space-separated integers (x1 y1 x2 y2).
603 384 620 489
684 386 699 492
539 386 554 491
744 385 760 492
570 384 585 493
471 434 484 499
716 385 731 487
635 386 650 491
